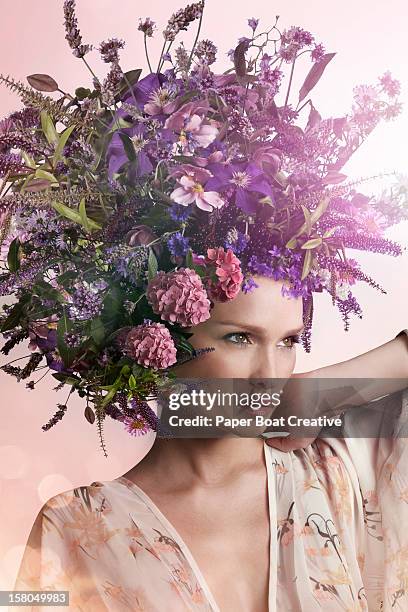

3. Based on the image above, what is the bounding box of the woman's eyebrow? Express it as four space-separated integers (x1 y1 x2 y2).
216 321 305 335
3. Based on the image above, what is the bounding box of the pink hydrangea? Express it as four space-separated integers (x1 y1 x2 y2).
123 322 177 369
146 268 211 327
204 247 244 301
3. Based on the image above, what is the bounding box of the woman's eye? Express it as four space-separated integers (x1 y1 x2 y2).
279 335 301 349
223 332 252 346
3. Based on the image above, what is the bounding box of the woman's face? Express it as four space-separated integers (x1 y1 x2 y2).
173 275 304 380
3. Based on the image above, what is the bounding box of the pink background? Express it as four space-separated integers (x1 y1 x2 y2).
0 0 407 590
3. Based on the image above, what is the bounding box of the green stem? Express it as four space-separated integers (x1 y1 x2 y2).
284 56 297 107
187 10 204 73
156 39 167 73
158 41 174 73
144 34 153 73
81 57 100 84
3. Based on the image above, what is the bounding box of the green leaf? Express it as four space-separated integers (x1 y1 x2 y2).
323 226 338 239
57 270 78 286
57 313 78 367
301 237 323 249
51 373 81 386
21 151 36 169
35 279 65 303
147 248 158 280
301 250 314 280
233 41 248 78
102 284 123 327
90 317 105 346
7 238 21 273
119 133 136 162
79 198 102 232
53 124 76 166
52 200 82 224
301 205 312 237
52 200 101 231
132 364 144 378
0 295 31 332
128 374 137 390
287 197 330 243
40 110 58 145
75 87 91 100
310 196 330 225
285 237 298 249
100 386 119 409
115 69 143 100
185 248 193 268
34 168 58 184
298 53 336 103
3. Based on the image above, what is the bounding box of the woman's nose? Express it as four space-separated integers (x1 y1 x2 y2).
249 348 279 380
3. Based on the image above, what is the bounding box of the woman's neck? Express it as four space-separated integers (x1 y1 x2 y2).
125 436 266 491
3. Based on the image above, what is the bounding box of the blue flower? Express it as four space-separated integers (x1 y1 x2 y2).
167 232 190 257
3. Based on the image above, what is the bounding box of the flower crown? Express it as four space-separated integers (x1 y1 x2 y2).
0 0 407 454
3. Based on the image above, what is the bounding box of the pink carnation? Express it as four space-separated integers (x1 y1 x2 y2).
146 268 211 327
123 322 177 369
205 247 244 302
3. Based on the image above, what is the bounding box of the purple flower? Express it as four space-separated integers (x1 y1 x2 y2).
45 352 64 372
0 153 25 178
379 71 401 98
311 43 325 63
123 415 151 436
205 161 273 213
107 124 153 178
163 1 204 42
169 203 193 222
138 17 156 37
63 0 92 58
248 18 259 31
169 164 225 212
167 232 190 257
99 38 125 64
68 283 104 321
242 276 259 293
224 229 249 254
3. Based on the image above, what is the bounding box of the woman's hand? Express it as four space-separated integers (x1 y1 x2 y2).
265 331 408 452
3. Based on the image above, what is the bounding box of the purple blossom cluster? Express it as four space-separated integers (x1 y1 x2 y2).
63 0 92 58
67 282 106 321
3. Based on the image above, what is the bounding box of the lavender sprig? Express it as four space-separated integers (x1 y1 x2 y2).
63 0 92 58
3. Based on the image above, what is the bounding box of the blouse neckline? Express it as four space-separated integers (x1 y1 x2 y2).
114 439 275 612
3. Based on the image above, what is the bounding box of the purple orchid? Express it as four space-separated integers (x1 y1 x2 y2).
205 161 273 213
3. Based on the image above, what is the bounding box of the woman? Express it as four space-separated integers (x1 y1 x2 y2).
13 275 408 611
3 3 408 611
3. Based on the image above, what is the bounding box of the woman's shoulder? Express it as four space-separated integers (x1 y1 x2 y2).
37 478 126 520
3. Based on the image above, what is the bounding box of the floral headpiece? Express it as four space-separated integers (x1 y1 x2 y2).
0 0 407 453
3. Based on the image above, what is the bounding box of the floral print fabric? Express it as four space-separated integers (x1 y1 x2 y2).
14 388 408 611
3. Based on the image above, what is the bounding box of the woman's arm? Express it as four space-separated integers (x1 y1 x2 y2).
293 329 408 405
265 330 408 451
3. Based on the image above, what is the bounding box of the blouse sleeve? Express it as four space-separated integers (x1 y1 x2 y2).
326 371 408 608
13 488 106 611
